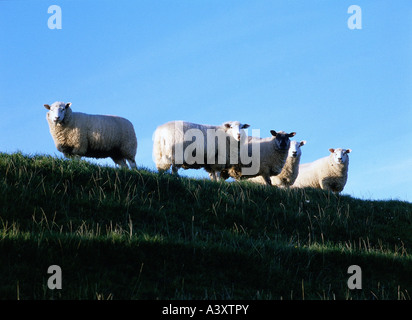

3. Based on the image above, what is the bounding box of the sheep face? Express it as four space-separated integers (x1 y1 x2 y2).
44 101 72 124
270 130 296 151
329 148 351 164
223 121 250 142
289 140 306 158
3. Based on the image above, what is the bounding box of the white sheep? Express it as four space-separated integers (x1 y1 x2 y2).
44 101 137 169
292 148 352 193
224 130 296 185
247 140 306 187
152 120 250 180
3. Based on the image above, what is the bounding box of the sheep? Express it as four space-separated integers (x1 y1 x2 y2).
44 101 137 169
292 148 352 193
222 130 296 186
152 120 250 180
247 140 306 187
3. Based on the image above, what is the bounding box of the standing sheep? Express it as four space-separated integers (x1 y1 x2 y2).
224 130 296 186
152 120 250 180
44 101 137 169
248 140 306 187
292 148 352 193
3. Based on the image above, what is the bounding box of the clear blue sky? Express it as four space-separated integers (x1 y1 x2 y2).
1 0 411 202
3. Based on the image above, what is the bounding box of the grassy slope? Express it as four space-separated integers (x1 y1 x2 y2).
0 152 411 300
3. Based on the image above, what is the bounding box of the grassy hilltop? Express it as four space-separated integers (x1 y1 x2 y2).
0 152 411 300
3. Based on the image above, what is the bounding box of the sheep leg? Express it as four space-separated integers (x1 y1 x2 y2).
218 174 227 182
215 171 227 182
262 175 273 186
127 158 137 169
171 165 179 175
64 153 81 160
156 163 171 173
208 171 217 181
112 158 128 169
219 169 230 180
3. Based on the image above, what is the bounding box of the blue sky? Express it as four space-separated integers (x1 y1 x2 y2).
1 0 411 202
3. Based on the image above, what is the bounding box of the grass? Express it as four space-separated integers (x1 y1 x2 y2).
0 152 411 299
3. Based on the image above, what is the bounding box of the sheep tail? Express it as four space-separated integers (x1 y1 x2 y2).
152 128 172 171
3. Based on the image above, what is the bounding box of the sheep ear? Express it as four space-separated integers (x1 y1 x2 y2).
288 132 296 137
241 124 250 129
270 130 277 136
223 122 231 129
345 149 352 154
65 102 72 109
329 148 335 153
44 104 51 110
300 140 306 146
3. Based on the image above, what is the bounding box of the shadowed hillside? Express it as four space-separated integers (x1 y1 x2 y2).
0 152 411 299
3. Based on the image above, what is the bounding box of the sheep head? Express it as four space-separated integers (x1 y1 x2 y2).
289 140 306 158
270 130 296 151
44 101 72 124
223 121 250 142
329 148 351 164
